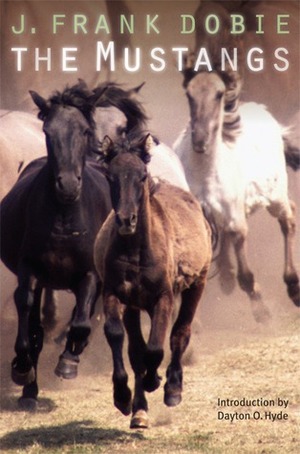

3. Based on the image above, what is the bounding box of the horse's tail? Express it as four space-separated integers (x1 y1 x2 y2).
283 135 300 171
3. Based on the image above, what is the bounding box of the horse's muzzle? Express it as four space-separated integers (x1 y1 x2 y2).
55 174 82 204
116 212 137 235
192 140 208 154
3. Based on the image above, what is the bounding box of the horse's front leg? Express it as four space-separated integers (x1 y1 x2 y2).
19 284 44 411
231 230 270 323
12 265 45 410
12 264 38 387
217 231 235 294
143 291 173 394
55 271 100 379
104 293 132 416
123 307 148 429
277 201 300 306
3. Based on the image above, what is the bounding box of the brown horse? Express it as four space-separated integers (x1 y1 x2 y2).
93 132 212 428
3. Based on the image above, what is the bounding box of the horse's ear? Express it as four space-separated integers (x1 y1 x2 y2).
139 134 153 164
77 78 88 89
128 82 145 97
29 90 50 117
182 53 196 88
90 86 108 107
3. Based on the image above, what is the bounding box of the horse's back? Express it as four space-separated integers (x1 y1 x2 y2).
154 182 212 284
237 103 288 184
149 143 190 191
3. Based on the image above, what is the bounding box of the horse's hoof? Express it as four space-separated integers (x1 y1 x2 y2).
288 283 300 307
114 388 132 416
143 372 161 393
54 356 78 379
11 360 35 386
164 386 182 407
130 410 149 429
18 397 38 412
252 303 271 324
219 272 236 295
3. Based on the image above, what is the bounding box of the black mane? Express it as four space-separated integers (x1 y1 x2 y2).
38 81 96 130
93 82 148 133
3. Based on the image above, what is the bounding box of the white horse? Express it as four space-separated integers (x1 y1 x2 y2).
0 110 46 200
93 82 190 191
173 69 299 322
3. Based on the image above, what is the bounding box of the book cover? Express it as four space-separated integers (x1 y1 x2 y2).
0 1 299 452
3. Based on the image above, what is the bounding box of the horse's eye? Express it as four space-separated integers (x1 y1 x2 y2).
117 126 127 137
216 91 224 101
84 128 91 137
141 174 147 183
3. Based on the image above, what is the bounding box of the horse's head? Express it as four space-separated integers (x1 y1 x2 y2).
100 133 153 235
93 82 148 145
30 82 105 204
185 71 226 154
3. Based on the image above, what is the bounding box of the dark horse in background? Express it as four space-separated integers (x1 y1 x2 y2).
94 132 212 428
0 83 111 409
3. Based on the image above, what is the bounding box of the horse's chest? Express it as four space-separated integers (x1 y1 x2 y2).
113 263 160 309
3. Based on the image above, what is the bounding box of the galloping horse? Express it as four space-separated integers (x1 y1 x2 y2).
174 68 299 322
93 82 190 190
0 84 111 409
94 132 212 428
193 1 299 124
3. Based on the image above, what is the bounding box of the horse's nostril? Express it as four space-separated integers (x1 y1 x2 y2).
130 214 137 225
57 177 63 189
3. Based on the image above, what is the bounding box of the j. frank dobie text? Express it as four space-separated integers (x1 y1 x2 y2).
11 12 291 35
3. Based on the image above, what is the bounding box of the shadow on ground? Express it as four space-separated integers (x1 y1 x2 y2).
0 420 145 451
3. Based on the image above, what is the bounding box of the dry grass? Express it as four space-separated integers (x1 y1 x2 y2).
1 310 299 454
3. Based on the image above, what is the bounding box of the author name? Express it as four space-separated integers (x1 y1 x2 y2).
11 13 291 36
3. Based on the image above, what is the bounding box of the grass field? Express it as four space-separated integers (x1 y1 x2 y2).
1 300 299 453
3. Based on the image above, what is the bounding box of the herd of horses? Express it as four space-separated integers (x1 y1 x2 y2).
0 2 299 428
1 71 299 427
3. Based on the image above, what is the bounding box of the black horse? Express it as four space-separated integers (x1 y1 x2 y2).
0 83 111 409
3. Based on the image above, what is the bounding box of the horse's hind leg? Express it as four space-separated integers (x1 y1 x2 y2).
123 308 149 429
231 230 271 323
42 288 58 334
268 200 300 306
164 277 206 407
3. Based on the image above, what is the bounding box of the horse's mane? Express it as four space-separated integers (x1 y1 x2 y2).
36 81 100 155
93 82 148 133
46 81 96 128
218 68 243 144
